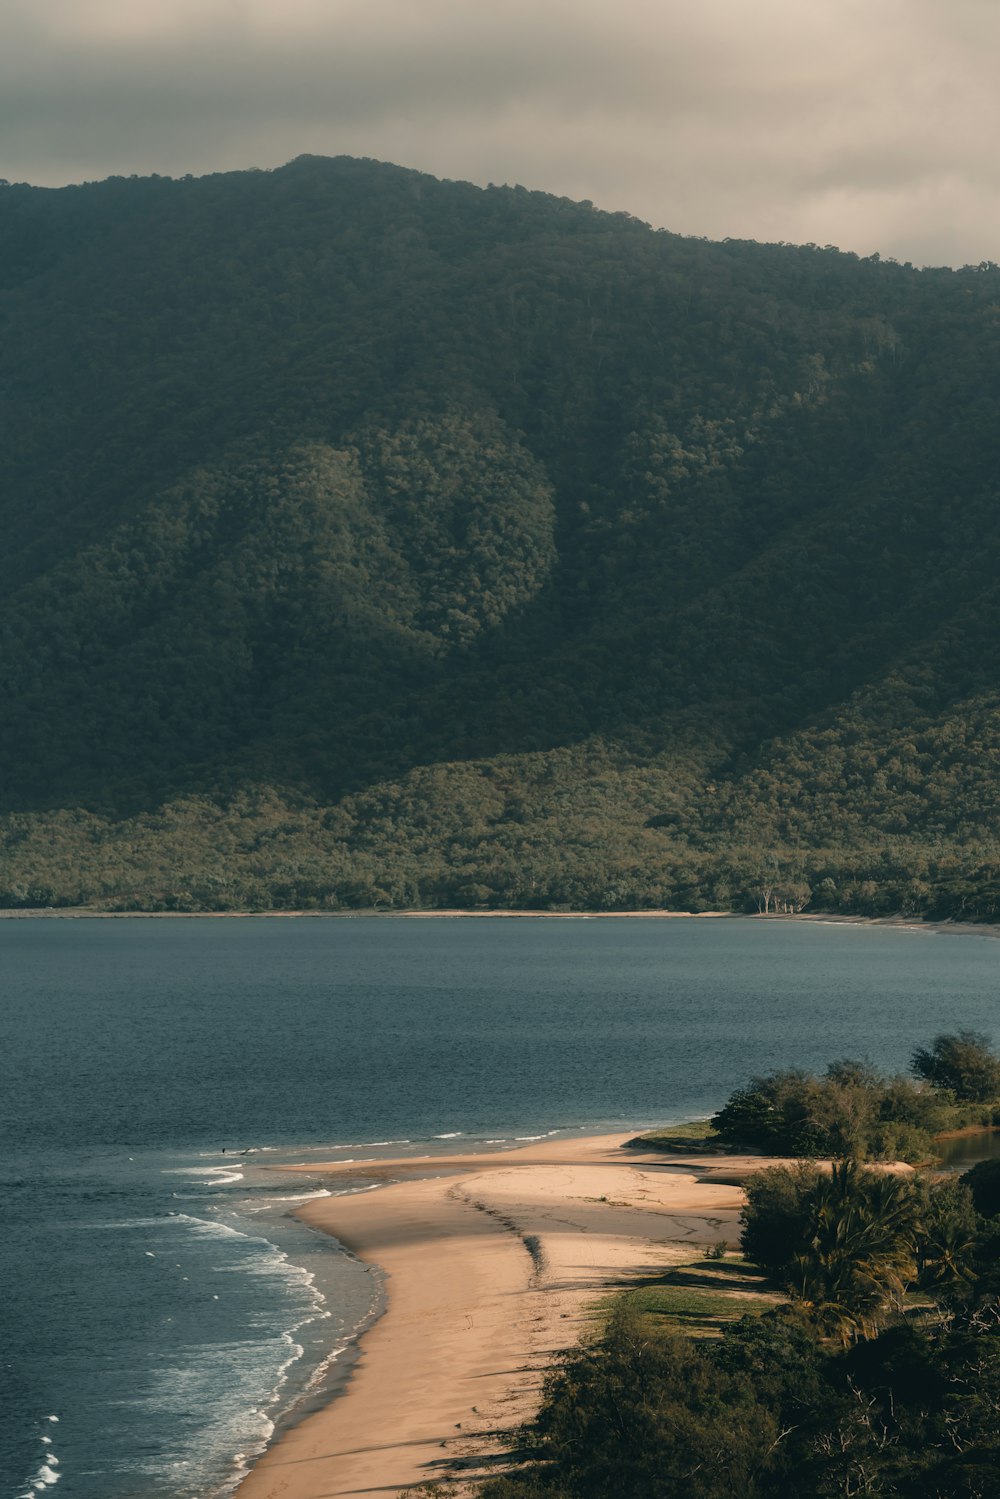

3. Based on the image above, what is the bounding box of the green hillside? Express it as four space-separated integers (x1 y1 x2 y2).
3 154 1000 914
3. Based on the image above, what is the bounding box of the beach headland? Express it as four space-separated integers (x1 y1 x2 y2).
234 1132 767 1499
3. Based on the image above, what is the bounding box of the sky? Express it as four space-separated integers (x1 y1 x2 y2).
4 0 1000 265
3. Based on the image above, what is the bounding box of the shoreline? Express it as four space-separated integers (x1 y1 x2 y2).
234 1131 768 1499
2 907 998 940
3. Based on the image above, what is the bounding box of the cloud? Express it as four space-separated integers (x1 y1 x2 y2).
3 0 1000 263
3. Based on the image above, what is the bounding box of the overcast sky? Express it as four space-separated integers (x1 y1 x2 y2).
4 0 999 265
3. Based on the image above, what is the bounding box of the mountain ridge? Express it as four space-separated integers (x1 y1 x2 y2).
3 154 1000 915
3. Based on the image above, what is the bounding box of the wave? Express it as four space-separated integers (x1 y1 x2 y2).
17 1422 61 1497
433 1132 463 1139
127 1337 298 1499
94 1211 332 1306
112 1214 348 1499
313 1139 411 1151
163 1166 245 1186
295 1156 379 1166
240 1189 333 1214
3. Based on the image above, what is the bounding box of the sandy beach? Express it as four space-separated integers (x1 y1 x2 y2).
234 1133 759 1499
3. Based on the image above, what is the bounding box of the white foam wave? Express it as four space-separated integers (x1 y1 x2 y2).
57 1174 384 1499
168 1213 251 1241
117 1213 343 1498
18 1430 62 1497
173 1217 329 1329
434 1132 462 1139
483 1139 508 1144
241 1189 333 1213
515 1135 545 1141
299 1336 351 1396
89 1217 167 1230
305 1157 376 1165
126 1341 286 1495
164 1167 245 1186
310 1139 411 1152
194 1146 276 1158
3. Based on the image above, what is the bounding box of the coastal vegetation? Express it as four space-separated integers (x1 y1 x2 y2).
478 1154 1000 1498
474 1040 1000 1494
708 1032 1000 1162
632 1119 725 1152
7 157 1000 912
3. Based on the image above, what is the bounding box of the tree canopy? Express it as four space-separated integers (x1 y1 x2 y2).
911 1032 1000 1103
710 1052 973 1162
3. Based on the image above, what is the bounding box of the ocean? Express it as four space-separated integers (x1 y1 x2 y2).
3 914 999 1498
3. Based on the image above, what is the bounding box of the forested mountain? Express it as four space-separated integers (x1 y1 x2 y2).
3 154 1000 914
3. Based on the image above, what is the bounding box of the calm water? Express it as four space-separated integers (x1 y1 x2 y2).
3 914 1000 1498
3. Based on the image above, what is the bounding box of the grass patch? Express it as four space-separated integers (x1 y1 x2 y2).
614 1255 779 1339
630 1119 729 1152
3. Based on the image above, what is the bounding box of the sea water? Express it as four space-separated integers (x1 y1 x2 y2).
3 914 1000 1498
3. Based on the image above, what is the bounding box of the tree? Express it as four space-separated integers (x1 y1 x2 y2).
790 1163 920 1342
711 1060 940 1162
742 1161 921 1342
913 1176 978 1292
741 1162 825 1275
711 1070 827 1154
911 1031 1000 1103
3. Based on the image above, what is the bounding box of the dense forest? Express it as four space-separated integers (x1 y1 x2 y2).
4 155 1000 913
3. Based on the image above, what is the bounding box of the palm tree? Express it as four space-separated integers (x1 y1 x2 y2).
790 1161 919 1343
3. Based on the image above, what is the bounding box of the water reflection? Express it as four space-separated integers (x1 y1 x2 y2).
935 1129 1000 1171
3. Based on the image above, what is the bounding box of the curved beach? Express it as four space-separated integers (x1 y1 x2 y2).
235 1133 753 1498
